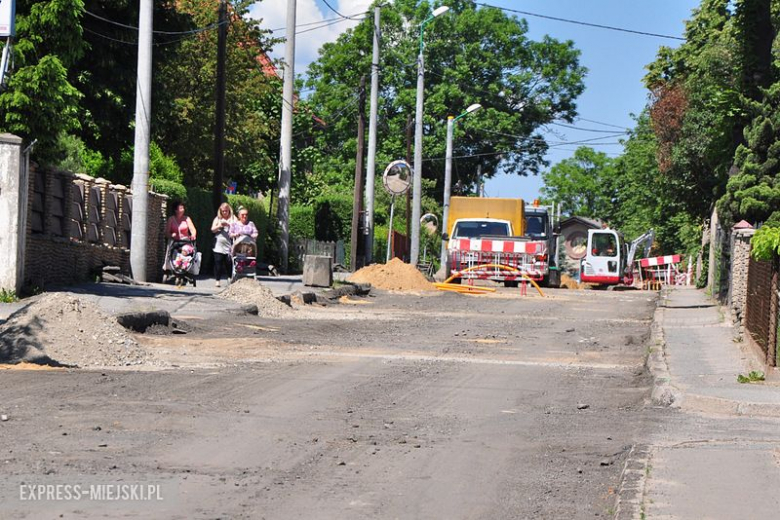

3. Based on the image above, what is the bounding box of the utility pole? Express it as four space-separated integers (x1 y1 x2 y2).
213 0 228 213
363 5 381 264
410 6 450 266
410 46 425 266
350 76 367 270
276 0 297 273
440 116 454 270
130 0 153 282
405 115 412 258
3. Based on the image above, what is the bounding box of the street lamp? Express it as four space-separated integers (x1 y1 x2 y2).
440 103 482 272
410 4 450 267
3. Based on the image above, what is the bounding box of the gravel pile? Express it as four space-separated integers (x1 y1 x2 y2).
348 258 433 292
217 278 291 318
0 294 152 367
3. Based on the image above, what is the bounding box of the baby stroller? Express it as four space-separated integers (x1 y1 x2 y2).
163 239 201 287
230 235 258 283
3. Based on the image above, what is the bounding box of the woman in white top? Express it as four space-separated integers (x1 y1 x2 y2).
210 203 235 287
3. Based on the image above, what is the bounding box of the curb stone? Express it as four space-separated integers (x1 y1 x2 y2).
613 444 652 520
647 291 682 408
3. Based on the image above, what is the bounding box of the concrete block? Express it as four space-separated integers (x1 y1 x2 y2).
303 255 332 287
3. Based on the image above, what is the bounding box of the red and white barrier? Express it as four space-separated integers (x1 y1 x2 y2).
636 254 689 288
638 254 682 268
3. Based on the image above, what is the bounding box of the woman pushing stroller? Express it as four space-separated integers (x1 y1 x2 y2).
230 207 258 245
163 201 200 286
229 207 260 281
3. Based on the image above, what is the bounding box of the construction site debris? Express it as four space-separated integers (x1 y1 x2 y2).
348 258 433 292
434 282 496 294
217 278 291 317
561 274 588 290
0 294 153 367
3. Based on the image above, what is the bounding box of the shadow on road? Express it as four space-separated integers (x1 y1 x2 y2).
0 316 71 367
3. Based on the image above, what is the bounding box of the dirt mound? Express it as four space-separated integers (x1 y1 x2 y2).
217 278 290 317
348 258 433 292
560 274 590 290
0 294 152 367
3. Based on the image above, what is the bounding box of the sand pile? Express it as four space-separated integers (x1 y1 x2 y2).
560 274 588 290
0 294 152 367
218 278 290 317
348 258 434 291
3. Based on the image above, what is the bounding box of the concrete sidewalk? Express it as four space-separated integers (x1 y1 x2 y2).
629 286 780 520
655 286 780 417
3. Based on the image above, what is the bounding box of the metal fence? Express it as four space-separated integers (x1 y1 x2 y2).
290 238 345 270
744 256 778 366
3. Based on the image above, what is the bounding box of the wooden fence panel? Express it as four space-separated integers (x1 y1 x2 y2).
745 257 773 356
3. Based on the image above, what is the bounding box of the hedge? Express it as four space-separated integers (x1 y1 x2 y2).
313 193 353 242
289 204 315 239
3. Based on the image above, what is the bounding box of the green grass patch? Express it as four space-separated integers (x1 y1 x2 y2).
737 371 765 384
0 289 18 303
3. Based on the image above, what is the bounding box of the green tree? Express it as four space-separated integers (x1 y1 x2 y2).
643 0 742 224
154 0 282 193
717 83 780 226
301 0 586 204
540 146 617 220
611 112 701 254
0 0 86 161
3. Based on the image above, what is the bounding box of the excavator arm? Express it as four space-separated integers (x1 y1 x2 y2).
626 229 655 267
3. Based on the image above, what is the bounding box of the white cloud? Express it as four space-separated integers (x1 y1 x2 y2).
250 0 373 75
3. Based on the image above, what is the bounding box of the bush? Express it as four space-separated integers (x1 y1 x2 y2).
373 224 389 263
150 178 187 202
149 142 183 183
118 141 184 186
314 193 353 242
751 226 780 261
290 204 315 239
55 134 111 178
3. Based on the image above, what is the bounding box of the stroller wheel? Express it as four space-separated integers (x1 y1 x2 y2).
192 279 197 287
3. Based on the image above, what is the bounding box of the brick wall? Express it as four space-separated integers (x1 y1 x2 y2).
728 228 755 340
23 165 168 288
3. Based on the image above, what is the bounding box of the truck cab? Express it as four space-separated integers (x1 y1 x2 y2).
450 218 513 240
580 229 627 285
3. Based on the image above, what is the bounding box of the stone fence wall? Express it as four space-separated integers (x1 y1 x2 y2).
23 164 168 288
728 228 755 340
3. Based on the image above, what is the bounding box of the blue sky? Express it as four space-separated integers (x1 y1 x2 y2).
253 1 701 201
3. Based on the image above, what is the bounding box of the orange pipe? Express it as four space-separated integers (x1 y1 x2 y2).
444 263 546 297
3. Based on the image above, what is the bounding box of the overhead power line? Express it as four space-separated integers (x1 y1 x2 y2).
575 117 631 130
84 9 226 35
321 0 362 20
476 3 685 41
550 122 628 134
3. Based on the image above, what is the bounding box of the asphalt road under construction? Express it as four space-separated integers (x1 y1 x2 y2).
0 288 663 519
